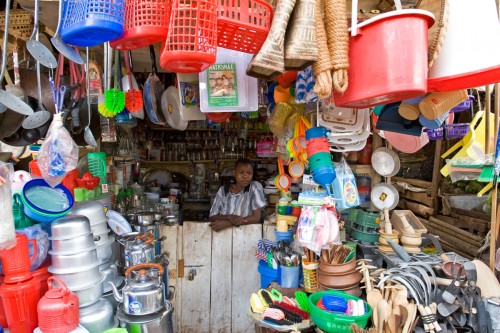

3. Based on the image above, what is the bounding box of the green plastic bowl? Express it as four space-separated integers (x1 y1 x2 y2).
308 291 372 333
355 210 380 228
351 227 379 243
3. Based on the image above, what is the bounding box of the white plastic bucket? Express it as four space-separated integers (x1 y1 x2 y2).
428 0 500 91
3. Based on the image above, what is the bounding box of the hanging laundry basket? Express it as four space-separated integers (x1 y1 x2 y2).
110 0 174 50
61 0 125 47
160 0 218 73
217 0 273 54
332 0 435 108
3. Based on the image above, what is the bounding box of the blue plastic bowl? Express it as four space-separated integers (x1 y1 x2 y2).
306 126 330 141
21 179 74 223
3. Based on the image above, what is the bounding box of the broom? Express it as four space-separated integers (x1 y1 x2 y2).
123 51 142 113
101 49 125 117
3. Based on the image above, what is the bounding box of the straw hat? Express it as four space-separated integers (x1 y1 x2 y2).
416 0 449 69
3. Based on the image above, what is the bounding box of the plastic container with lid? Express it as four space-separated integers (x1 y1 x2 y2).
418 90 468 120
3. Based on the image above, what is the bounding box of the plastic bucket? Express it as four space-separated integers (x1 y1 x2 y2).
0 278 41 333
258 260 278 289
307 139 330 157
308 152 333 170
21 180 74 223
275 230 293 243
428 0 500 91
280 266 300 288
419 111 449 130
332 2 434 108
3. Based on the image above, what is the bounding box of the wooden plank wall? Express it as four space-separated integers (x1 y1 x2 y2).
162 222 262 333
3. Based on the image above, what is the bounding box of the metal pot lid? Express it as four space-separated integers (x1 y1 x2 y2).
116 302 173 324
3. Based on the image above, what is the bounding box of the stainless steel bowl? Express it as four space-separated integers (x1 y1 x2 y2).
50 215 91 240
91 221 109 235
50 249 98 271
136 212 156 226
79 297 116 331
50 233 96 255
73 274 105 307
70 201 107 226
96 239 114 264
48 264 102 290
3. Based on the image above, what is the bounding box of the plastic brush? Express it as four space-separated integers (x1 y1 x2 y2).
274 301 309 320
104 50 125 116
258 289 274 308
123 51 142 113
270 304 303 323
295 291 310 313
263 317 294 326
250 293 265 313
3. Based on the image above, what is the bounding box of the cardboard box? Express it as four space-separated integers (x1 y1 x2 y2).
391 210 427 234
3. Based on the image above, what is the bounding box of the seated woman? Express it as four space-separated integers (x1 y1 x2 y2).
209 158 266 232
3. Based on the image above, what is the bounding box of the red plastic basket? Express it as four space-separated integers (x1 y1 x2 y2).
160 0 218 73
110 0 173 50
217 0 273 54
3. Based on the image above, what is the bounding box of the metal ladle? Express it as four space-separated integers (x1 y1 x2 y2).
83 47 96 147
25 0 57 69
0 0 34 116
51 0 84 64
21 61 51 129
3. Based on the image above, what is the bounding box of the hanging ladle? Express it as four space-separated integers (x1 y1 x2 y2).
21 61 51 129
51 0 84 64
83 47 96 147
25 0 57 69
0 0 34 116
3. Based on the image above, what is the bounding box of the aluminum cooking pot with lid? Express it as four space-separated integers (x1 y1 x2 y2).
108 263 165 316
123 233 155 268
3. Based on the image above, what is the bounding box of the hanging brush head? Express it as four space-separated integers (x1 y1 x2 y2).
124 51 143 113
103 49 125 116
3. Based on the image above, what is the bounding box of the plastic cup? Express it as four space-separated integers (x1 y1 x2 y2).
419 90 468 120
280 266 300 288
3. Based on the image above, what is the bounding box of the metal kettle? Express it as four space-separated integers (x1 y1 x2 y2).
37 277 80 333
122 233 155 268
108 263 165 316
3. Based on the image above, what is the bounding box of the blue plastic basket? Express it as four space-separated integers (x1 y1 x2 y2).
61 0 125 47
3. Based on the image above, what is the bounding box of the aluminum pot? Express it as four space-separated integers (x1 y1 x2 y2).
91 222 109 235
50 215 92 240
48 264 101 290
94 231 113 245
96 239 115 264
100 262 118 293
116 301 174 333
72 275 105 307
50 233 96 255
49 249 99 271
79 298 116 333
70 201 107 226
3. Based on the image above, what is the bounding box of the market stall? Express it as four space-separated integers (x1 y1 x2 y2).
2 0 500 332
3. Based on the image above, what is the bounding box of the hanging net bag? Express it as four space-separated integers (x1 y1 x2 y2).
60 0 125 47
110 0 174 50
160 0 218 73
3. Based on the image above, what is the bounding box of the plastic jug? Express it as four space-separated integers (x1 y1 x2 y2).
0 234 37 283
37 277 79 333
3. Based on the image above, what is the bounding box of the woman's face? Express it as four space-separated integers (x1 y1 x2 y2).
234 164 253 187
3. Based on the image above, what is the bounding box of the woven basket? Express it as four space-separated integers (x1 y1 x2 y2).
0 0 33 41
416 0 449 68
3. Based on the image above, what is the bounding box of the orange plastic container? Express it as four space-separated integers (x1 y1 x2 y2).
110 0 173 50
160 0 218 73
333 9 434 108
216 0 273 54
0 277 41 333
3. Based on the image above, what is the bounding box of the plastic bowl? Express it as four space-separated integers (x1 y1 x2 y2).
22 179 74 222
308 291 372 333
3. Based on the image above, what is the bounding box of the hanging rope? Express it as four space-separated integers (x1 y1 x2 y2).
312 0 333 99
324 0 349 94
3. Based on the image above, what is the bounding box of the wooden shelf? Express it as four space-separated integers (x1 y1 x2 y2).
141 158 275 165
351 164 373 175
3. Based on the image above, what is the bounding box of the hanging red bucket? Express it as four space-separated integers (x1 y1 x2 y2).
110 0 174 50
332 0 435 108
160 0 218 73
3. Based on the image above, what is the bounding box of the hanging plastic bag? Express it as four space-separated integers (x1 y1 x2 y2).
0 162 16 249
332 158 360 210
38 113 79 187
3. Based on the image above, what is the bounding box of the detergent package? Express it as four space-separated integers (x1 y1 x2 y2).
332 159 360 210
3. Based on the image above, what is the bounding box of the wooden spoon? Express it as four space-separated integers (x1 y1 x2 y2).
362 265 383 329
378 299 388 333
399 306 408 333
388 314 399 333
402 303 415 333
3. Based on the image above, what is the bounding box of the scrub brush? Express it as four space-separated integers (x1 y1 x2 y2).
263 317 294 326
295 291 310 313
263 308 285 320
123 51 142 113
104 50 125 116
270 304 303 323
274 301 309 320
250 293 265 313
258 289 274 308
